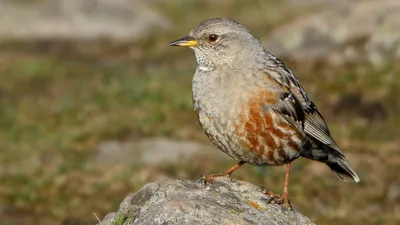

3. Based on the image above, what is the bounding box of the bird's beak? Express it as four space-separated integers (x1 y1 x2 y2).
169 36 198 47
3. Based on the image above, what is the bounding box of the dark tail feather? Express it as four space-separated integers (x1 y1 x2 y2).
325 157 360 182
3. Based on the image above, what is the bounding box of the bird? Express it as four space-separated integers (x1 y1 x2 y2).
169 18 359 208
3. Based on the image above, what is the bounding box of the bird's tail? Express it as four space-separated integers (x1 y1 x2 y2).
301 144 360 182
325 156 360 182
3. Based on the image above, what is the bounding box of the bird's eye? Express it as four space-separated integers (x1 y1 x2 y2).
208 34 219 42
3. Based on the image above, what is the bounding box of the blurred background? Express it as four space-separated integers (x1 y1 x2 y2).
0 0 399 224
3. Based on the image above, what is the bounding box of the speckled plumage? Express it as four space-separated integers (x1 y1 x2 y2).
170 18 359 206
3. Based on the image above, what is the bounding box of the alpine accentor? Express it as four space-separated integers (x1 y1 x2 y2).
170 18 359 207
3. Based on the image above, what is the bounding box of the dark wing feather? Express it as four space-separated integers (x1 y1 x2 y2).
303 102 343 154
263 54 343 155
270 92 305 126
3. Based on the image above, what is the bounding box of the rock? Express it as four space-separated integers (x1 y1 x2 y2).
0 0 171 41
386 182 400 202
365 30 400 65
98 178 315 225
264 0 400 65
95 138 224 165
286 0 350 7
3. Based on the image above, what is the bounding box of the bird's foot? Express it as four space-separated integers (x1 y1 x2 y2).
198 162 245 186
260 188 293 210
198 172 230 186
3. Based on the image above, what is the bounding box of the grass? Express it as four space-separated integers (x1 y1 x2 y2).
0 1 399 224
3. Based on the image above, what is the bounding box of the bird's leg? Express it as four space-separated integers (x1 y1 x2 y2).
281 162 291 207
263 163 292 209
201 161 245 185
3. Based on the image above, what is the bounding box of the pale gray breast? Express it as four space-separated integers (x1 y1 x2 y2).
192 68 253 159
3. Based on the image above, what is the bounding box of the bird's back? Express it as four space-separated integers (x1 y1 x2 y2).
259 51 360 182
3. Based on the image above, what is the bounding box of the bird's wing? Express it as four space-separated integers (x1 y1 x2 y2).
262 54 344 155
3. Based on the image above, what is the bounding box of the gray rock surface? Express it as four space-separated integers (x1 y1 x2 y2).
0 0 171 41
95 138 223 165
99 178 315 225
264 0 400 64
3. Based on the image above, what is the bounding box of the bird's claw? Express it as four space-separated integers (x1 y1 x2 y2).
260 188 293 210
197 174 214 186
197 173 230 186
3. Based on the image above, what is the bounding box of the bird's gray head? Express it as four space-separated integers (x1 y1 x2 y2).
170 18 264 70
